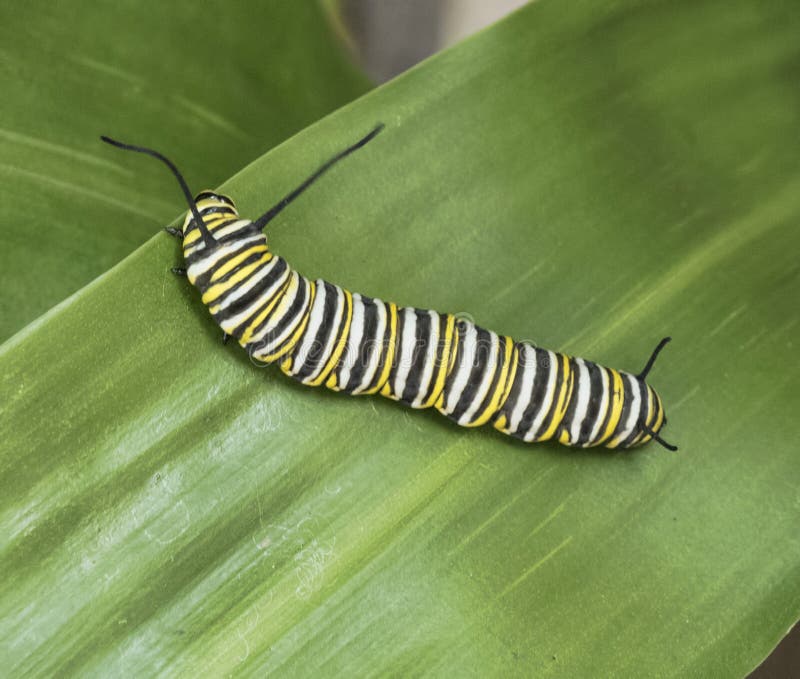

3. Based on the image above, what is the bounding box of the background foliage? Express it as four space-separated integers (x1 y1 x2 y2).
0 0 369 341
1 0 798 676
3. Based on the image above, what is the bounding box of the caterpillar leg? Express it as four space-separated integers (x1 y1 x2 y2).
164 227 183 239
171 267 187 276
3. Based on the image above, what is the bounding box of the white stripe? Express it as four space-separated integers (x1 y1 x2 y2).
615 374 641 443
211 219 254 239
336 293 364 389
568 358 591 443
458 331 499 425
185 234 262 274
587 367 610 445
251 275 312 356
391 308 418 401
215 255 279 311
353 300 387 394
303 286 345 383
411 310 440 408
221 265 290 332
444 322 478 415
633 384 652 445
508 343 537 433
523 350 558 442
290 280 328 376
248 272 299 345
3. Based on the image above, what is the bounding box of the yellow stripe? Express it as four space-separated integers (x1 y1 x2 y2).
492 342 520 433
597 369 625 446
433 314 458 410
425 314 455 409
194 200 231 213
473 336 515 427
368 302 397 396
196 197 230 209
277 281 317 370
608 376 657 448
634 385 657 446
447 321 460 374
498 341 519 407
654 390 665 431
310 289 352 388
183 229 202 245
182 199 237 242
539 354 574 442
182 199 236 241
209 245 269 283
239 275 292 344
634 388 665 446
584 368 611 447
242 272 300 348
204 252 273 307
206 216 237 232
607 430 628 449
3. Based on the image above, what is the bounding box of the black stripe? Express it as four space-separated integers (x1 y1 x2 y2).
471 335 509 425
227 265 291 337
441 319 470 409
215 257 288 320
370 304 404 393
534 354 571 442
515 349 559 442
244 273 309 353
608 374 636 448
594 368 620 446
651 387 662 431
372 303 398 392
194 191 236 207
340 296 378 392
400 308 433 405
621 377 650 448
294 282 339 380
326 291 354 384
576 360 603 446
450 326 493 423
207 217 239 234
495 343 531 432
191 238 268 289
418 312 450 406
184 205 238 237
556 357 581 444
385 307 407 397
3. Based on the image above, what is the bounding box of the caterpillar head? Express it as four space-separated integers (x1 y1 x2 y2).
180 191 261 247
99 136 231 251
634 381 669 449
634 337 676 451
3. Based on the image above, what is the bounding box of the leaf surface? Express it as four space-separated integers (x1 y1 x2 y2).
2 1 799 676
0 0 369 341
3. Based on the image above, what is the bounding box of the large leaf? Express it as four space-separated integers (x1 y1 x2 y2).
0 0 370 342
2 0 799 675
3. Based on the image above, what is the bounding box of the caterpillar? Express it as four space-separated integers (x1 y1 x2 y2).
101 124 676 451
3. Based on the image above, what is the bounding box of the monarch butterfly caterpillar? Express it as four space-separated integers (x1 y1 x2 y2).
101 125 676 451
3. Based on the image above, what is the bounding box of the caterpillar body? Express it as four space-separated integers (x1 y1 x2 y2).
102 125 676 451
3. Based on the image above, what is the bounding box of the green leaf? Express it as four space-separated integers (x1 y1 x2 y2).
0 0 370 342
2 0 799 676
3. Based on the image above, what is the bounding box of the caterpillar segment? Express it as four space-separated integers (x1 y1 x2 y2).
101 125 675 451
178 194 669 450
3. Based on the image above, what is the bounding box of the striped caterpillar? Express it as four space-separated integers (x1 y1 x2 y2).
101 125 676 451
